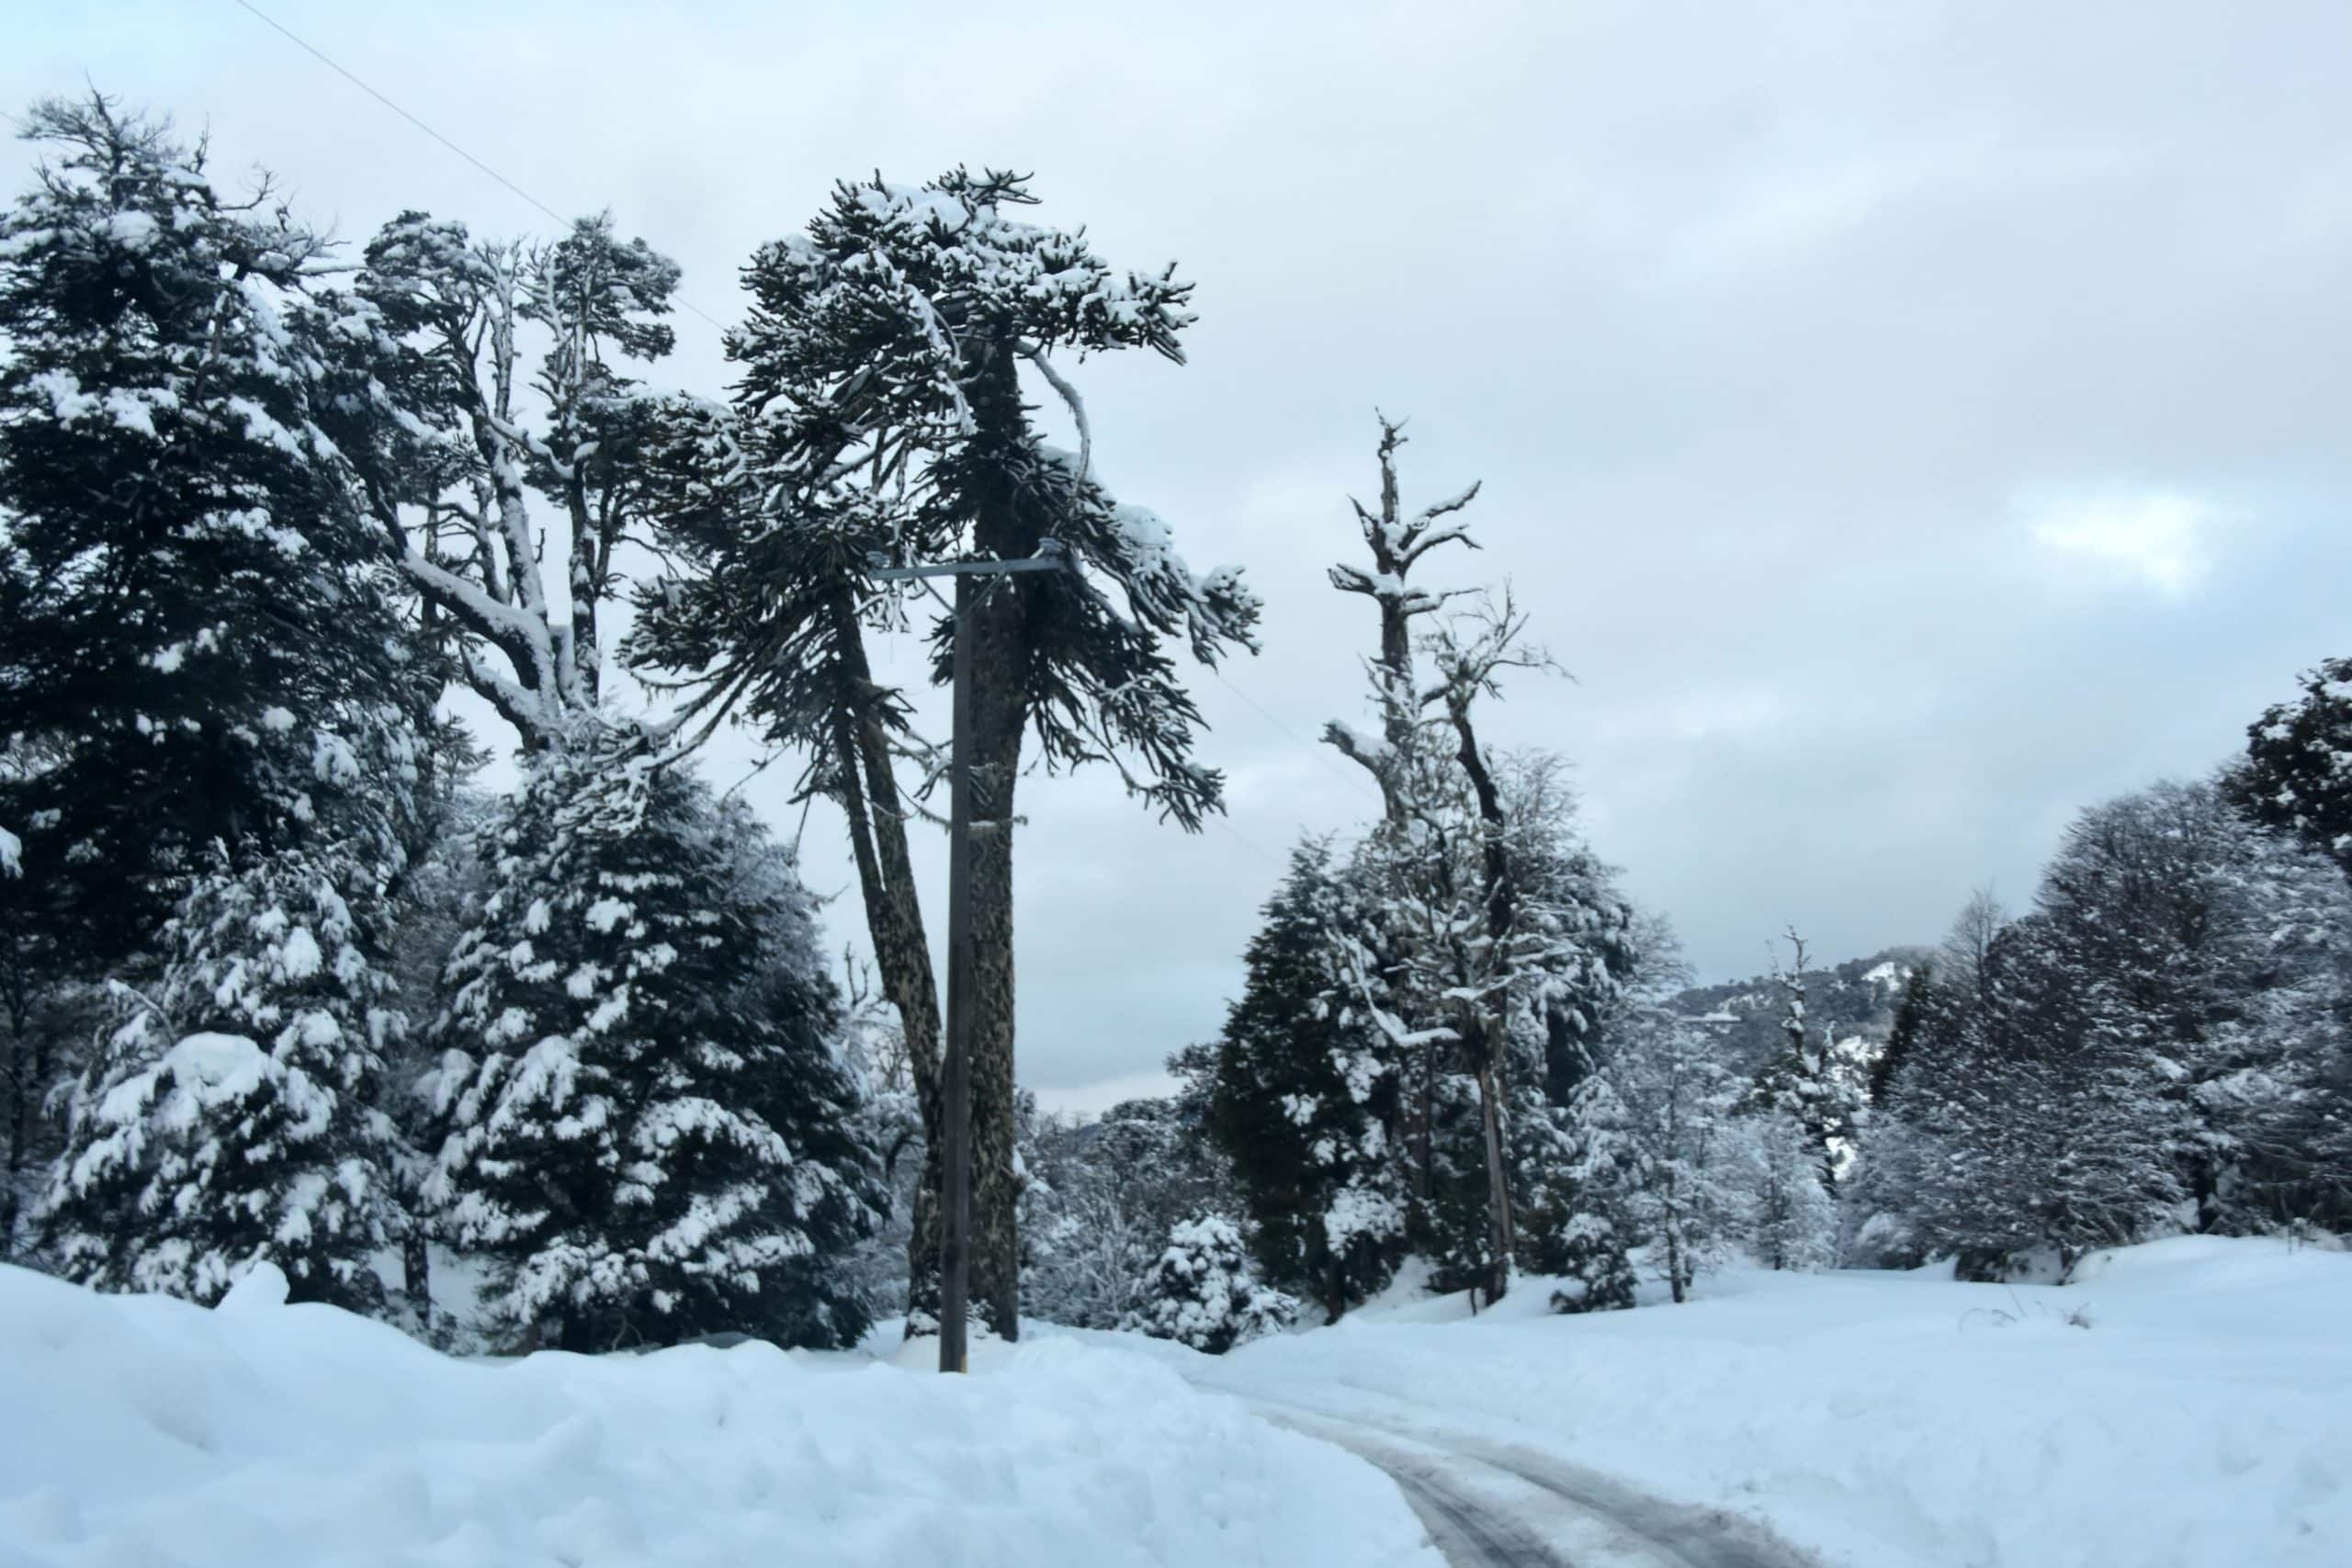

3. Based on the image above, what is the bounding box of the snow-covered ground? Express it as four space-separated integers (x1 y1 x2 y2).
1170 1236 2352 1568
0 1262 1437 1568
6 1237 2344 1567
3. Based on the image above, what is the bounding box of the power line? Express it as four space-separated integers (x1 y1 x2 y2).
1210 663 1387 808
229 0 727 333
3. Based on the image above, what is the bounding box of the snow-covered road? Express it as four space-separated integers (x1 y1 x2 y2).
1238 1391 1820 1568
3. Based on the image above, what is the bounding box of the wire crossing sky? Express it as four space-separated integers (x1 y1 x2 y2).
6 1 2348 1111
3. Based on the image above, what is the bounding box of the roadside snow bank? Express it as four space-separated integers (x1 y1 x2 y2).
0 1263 1438 1568
1191 1235 2352 1568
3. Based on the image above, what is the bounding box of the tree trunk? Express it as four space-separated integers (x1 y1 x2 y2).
1474 1048 1514 1305
959 342 1037 1339
820 592 948 1333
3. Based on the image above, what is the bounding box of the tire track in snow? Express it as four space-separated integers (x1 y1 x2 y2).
1249 1393 1820 1568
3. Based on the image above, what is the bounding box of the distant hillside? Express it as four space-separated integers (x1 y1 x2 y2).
1668 945 1933 1078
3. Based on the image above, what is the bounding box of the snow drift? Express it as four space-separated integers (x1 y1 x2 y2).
0 1262 1438 1568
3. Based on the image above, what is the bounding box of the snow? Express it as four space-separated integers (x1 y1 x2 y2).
0 1264 1440 1568
0 823 19 878
1179 1235 2352 1568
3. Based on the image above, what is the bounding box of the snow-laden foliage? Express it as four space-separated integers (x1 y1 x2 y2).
36 846 404 1310
1855 777 2352 1276
1022 1092 1235 1331
1196 840 1409 1318
2235 654 2352 881
425 720 881 1349
634 166 1261 826
354 208 684 737
1744 930 1862 1198
1546 1210 1639 1314
1742 1110 1841 1272
0 96 434 966
1123 1214 1299 1355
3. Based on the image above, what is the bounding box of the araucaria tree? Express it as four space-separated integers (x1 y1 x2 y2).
3 96 434 1302
424 731 882 1350
631 170 1259 1336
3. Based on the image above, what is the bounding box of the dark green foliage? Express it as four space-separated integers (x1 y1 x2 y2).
37 846 404 1311
426 724 882 1350
1199 840 1406 1319
0 96 424 968
1871 964 1934 1107
2233 655 2352 881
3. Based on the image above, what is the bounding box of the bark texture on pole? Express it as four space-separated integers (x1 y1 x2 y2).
938 572 977 1371
962 347 1037 1340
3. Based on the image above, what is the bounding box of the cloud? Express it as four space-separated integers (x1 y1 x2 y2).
2028 491 2216 595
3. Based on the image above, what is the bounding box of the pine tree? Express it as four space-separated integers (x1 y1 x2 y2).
2233 655 2352 881
1870 964 1934 1107
1123 1214 1299 1354
0 96 426 965
1747 928 1856 1197
37 845 404 1309
2 96 435 1303
425 724 881 1350
1202 840 1409 1319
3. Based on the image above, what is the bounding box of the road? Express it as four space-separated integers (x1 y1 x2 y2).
1237 1393 1822 1568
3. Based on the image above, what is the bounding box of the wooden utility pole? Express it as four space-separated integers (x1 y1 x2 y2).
871 547 1065 1373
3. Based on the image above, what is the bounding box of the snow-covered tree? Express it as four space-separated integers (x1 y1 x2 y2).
352 208 684 741
1746 928 1858 1197
2233 654 2352 881
1741 1110 1840 1272
1587 1008 1750 1300
1199 840 1408 1318
425 724 881 1349
1023 1095 1234 1330
0 96 432 965
1856 778 2352 1275
630 168 1260 1338
1123 1213 1299 1354
37 845 405 1309
1 96 437 1303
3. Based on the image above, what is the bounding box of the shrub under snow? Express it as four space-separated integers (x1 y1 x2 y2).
1124 1214 1300 1354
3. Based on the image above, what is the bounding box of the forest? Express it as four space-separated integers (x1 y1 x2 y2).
4 90 2350 1360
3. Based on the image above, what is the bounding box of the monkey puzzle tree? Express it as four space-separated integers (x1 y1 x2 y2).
630 169 1259 1335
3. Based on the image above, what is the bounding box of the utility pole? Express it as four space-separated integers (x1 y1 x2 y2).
871 546 1066 1373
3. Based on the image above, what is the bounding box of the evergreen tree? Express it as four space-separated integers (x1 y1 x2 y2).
1123 1213 1299 1354
1870 964 1934 1107
37 845 404 1309
632 168 1260 1337
1202 840 1408 1319
2 96 435 1304
425 723 881 1350
2233 654 2352 880
0 96 425 965
1746 928 1857 1196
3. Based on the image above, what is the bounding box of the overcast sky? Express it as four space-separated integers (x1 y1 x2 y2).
8 2 2349 1112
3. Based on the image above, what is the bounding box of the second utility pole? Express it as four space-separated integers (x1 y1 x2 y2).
872 547 1065 1373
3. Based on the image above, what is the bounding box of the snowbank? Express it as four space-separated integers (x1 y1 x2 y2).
1190 1236 2352 1568
0 1263 1439 1568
